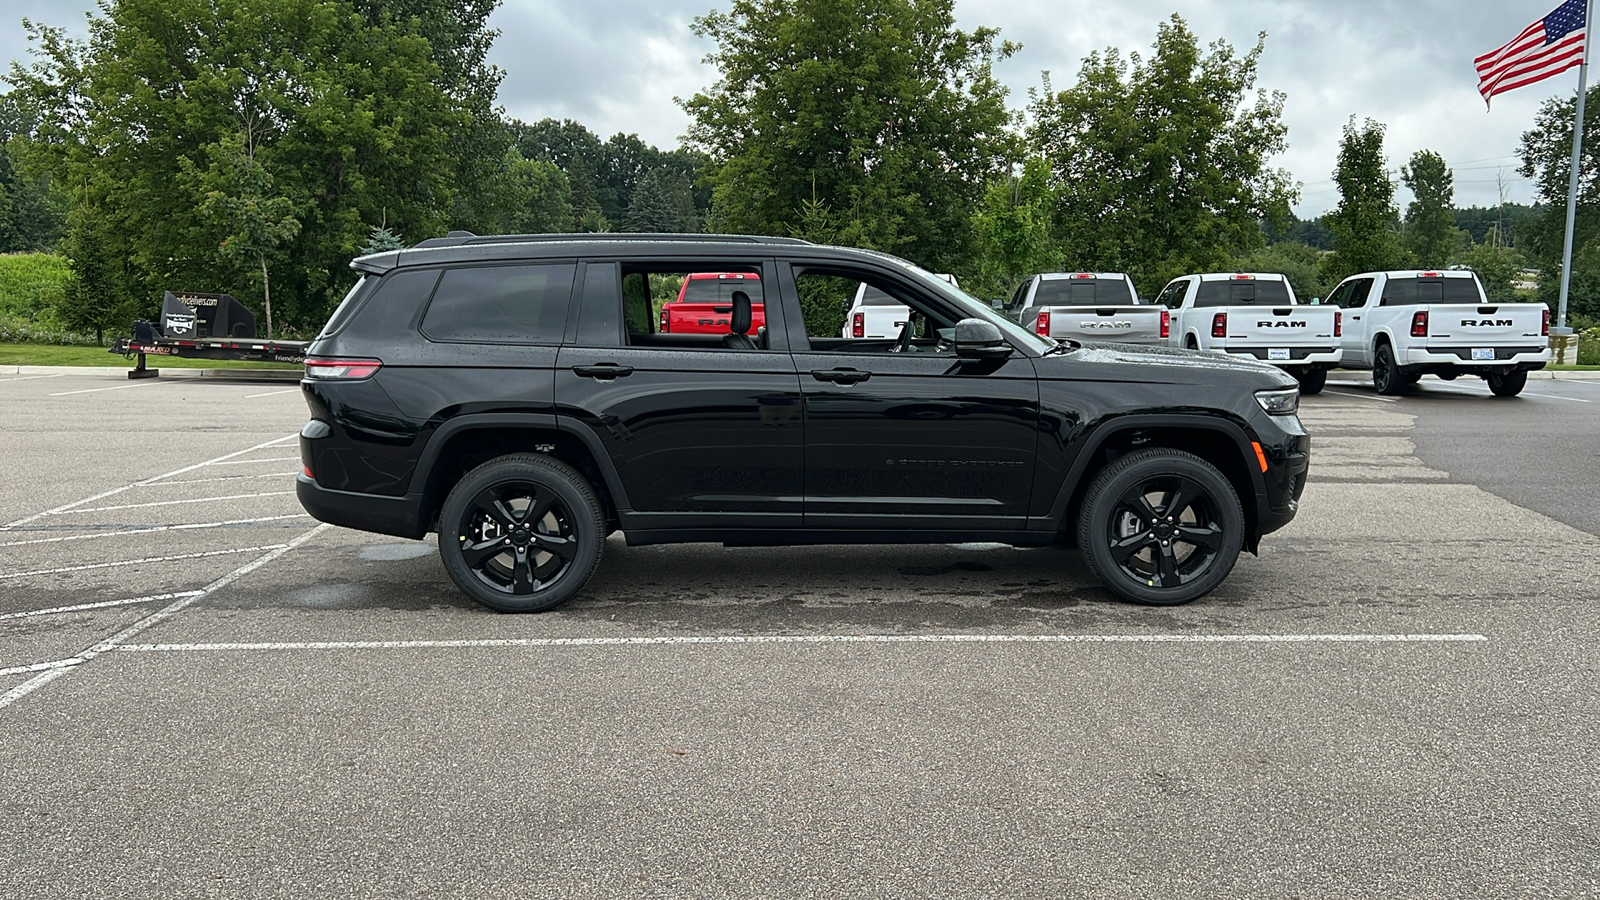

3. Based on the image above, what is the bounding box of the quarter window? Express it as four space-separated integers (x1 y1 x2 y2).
421 264 576 344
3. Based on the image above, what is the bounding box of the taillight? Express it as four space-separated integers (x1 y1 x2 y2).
304 357 382 380
852 311 865 338
1159 309 1170 339
1211 312 1227 338
659 309 669 333
1334 310 1342 338
1034 311 1050 336
1410 311 1429 338
1542 308 1551 336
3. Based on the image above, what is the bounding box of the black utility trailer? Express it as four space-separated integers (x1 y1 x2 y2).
110 291 308 378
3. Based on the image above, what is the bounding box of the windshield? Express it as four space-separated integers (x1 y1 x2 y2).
900 263 1054 353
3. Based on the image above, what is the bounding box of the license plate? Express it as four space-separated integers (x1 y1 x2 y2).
1471 347 1495 360
1268 348 1290 360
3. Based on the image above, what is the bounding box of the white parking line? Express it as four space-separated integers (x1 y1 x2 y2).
55 491 295 515
0 592 204 622
203 456 301 466
0 525 329 710
111 633 1489 653
1 434 296 530
0 514 309 548
145 472 299 486
0 545 287 580
1323 389 1398 403
244 388 300 399
49 381 176 396
0 658 84 677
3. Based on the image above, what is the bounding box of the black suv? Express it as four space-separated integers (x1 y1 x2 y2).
296 234 1310 611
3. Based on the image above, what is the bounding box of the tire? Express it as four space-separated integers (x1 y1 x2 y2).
1372 343 1404 395
1486 369 1528 397
437 453 605 613
1294 367 1327 395
1076 448 1244 606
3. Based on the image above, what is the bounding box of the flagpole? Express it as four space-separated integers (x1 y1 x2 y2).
1555 0 1594 334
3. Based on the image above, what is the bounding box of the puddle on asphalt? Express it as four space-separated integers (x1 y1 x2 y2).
357 543 437 561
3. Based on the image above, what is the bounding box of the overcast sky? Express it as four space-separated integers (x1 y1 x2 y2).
3 0 1584 216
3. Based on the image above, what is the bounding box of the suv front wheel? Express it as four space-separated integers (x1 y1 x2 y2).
1077 449 1244 606
438 454 605 612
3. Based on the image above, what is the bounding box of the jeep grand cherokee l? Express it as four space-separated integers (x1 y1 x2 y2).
297 233 1310 612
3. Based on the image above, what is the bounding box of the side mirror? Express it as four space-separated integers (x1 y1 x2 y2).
989 298 1005 309
954 317 1011 359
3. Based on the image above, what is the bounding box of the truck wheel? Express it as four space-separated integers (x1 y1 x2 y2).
1076 449 1244 606
1372 344 1404 395
438 453 605 613
1294 367 1327 395
1486 370 1528 397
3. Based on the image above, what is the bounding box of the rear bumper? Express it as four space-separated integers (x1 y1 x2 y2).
297 475 430 540
1222 348 1342 367
1402 346 1551 367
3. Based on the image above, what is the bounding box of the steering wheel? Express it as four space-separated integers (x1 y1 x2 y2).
889 311 919 354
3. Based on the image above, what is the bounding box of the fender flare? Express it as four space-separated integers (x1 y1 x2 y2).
412 412 632 512
1042 413 1267 530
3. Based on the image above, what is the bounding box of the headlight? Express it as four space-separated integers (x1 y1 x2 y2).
1254 387 1299 416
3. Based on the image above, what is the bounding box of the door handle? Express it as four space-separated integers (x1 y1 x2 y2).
811 368 871 385
1350 315 1361 320
572 364 634 379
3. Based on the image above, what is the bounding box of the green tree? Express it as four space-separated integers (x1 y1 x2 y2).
9 0 506 331
1518 85 1600 319
359 225 406 255
968 157 1059 300
1400 149 1462 267
1453 241 1526 303
683 0 1017 270
0 94 66 252
622 168 685 233
1233 241 1326 303
194 124 301 338
1028 15 1295 297
1322 118 1410 283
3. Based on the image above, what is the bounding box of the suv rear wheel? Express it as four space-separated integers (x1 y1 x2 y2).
438 454 605 612
1077 449 1244 606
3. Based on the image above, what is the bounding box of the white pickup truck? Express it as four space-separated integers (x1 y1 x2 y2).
1324 269 1550 396
1009 272 1169 345
1155 272 1342 394
841 275 958 338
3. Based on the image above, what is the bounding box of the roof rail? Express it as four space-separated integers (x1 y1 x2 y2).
411 232 812 249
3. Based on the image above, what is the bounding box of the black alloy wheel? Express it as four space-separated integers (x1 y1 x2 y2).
1372 343 1404 395
1295 367 1327 395
438 454 604 613
1486 369 1528 397
1077 449 1243 606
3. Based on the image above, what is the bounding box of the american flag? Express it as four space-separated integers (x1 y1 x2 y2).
1476 0 1588 107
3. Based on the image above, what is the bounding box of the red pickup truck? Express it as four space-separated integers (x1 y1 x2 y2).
658 272 766 334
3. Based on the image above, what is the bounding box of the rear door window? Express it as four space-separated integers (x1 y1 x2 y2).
421 263 576 344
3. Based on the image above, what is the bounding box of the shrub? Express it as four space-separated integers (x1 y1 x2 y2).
0 253 72 318
0 314 102 346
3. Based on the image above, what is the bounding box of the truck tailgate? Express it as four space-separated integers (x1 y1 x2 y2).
663 302 767 334
1042 306 1165 344
1219 306 1338 359
1422 304 1547 358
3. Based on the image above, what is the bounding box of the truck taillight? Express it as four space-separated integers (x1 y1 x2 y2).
1542 308 1551 336
1410 311 1429 338
1211 312 1227 338
1160 309 1170 339
660 309 670 332
1334 310 1342 338
1035 311 1050 336
304 357 382 380
852 312 865 338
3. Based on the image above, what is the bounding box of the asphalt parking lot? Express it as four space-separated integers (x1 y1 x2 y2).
3 367 1599 898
